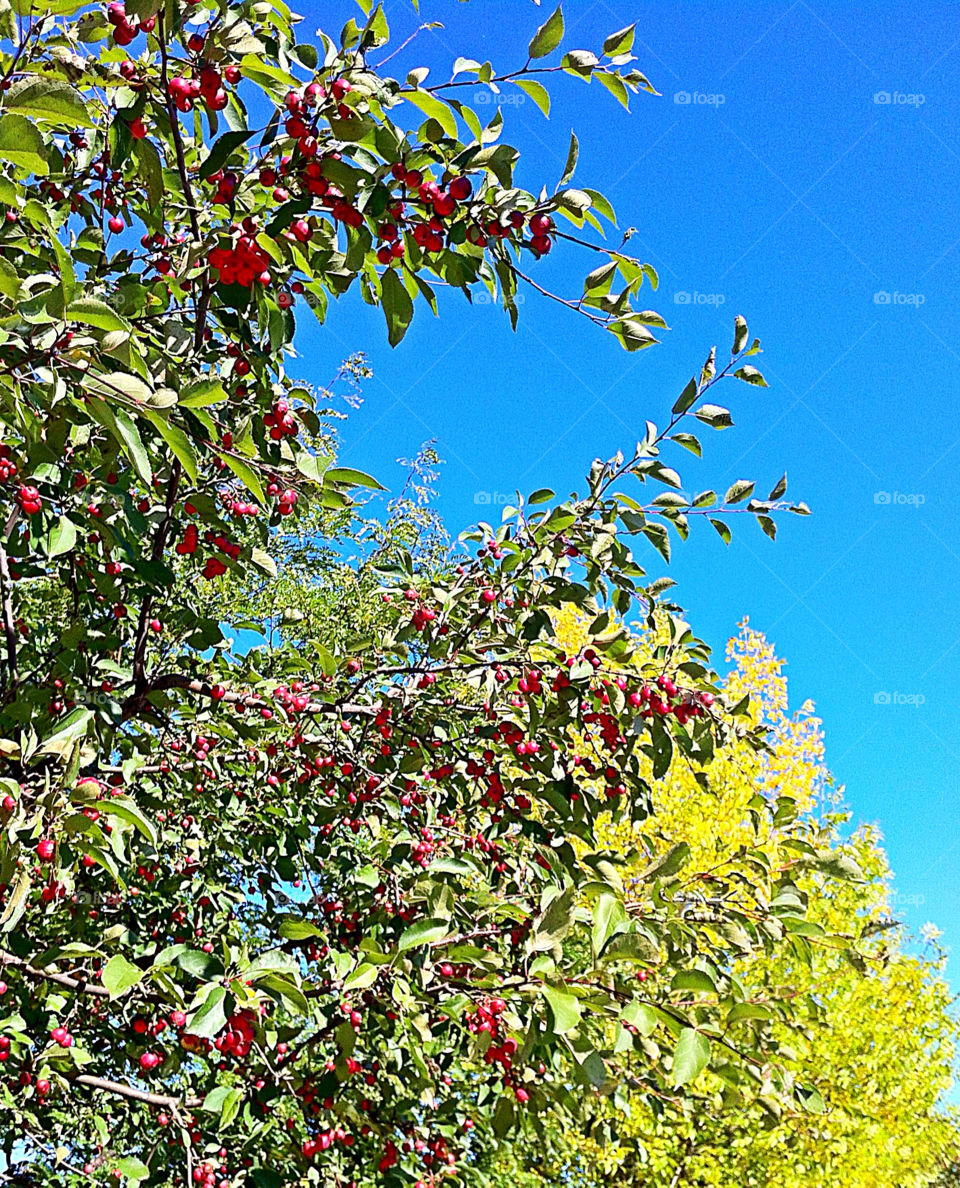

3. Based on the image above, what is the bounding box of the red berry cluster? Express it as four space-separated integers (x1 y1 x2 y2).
168 61 239 114
265 481 299 517
209 232 273 288
214 1009 257 1059
635 674 714 725
263 397 298 441
0 446 17 483
16 485 41 515
106 2 154 48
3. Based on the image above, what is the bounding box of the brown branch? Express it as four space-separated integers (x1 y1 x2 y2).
121 672 379 722
132 459 182 690
0 950 110 996
0 949 173 1007
158 13 200 242
73 1072 201 1109
0 538 18 693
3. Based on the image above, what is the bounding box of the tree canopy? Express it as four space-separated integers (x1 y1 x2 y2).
0 0 952 1186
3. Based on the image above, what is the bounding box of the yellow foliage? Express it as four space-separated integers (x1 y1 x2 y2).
503 616 960 1188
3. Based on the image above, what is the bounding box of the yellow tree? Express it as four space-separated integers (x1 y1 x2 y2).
490 619 960 1188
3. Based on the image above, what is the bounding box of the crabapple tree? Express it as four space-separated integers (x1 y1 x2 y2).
0 0 816 1184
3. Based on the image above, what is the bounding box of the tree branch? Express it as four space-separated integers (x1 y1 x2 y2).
0 538 18 693
73 1072 201 1109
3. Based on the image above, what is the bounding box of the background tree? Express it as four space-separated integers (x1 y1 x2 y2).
485 623 960 1188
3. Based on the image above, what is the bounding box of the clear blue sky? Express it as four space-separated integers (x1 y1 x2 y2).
298 2 960 965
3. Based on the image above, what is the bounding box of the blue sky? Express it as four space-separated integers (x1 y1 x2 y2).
297 2 960 968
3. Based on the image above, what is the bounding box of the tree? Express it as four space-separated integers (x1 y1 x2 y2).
487 624 960 1188
0 0 818 1184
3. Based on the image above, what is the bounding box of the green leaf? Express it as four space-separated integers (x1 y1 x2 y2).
398 918 450 951
403 89 458 138
296 452 332 484
46 515 77 558
672 377 698 416
603 24 635 56
66 298 132 334
695 404 733 429
101 954 143 998
219 452 264 504
559 130 579 186
710 518 732 544
673 1027 710 1086
670 969 718 994
250 547 277 578
621 1000 657 1035
796 1084 826 1114
529 4 564 58
277 919 321 940
0 256 19 300
0 113 48 175
180 379 227 407
112 408 153 486
529 886 576 952
724 480 755 505
381 268 414 347
734 365 767 386
343 963 379 991
513 79 550 117
93 797 157 847
543 984 581 1034
133 138 163 209
732 315 749 354
4 76 94 127
202 1085 233 1113
610 317 658 352
258 973 309 1015
114 1159 150 1185
220 1086 243 1127
325 466 386 491
640 842 691 881
187 986 228 1039
141 411 198 484
596 70 630 109
199 129 256 180
0 872 30 932
36 707 92 759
